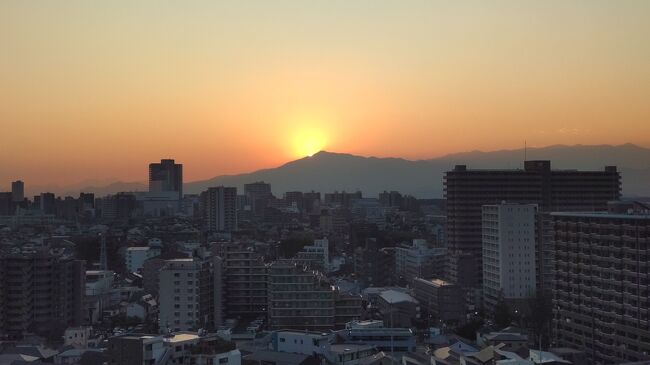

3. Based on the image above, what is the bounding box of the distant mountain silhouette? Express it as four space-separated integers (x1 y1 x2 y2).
185 143 650 198
41 144 650 198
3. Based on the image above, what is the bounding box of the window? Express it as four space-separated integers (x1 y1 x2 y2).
219 358 228 364
280 338 286 342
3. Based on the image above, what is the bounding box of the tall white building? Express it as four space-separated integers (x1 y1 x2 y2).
158 254 223 332
201 187 237 232
482 203 536 312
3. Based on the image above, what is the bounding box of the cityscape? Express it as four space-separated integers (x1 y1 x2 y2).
1 2 650 365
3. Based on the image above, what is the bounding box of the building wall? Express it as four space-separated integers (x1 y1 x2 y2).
482 203 536 312
445 162 620 288
552 212 650 364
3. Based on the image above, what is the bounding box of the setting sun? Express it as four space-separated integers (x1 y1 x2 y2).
292 127 328 157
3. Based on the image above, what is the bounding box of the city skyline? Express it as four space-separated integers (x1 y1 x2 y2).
2 1 650 186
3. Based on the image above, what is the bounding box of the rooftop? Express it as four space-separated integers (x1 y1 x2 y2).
379 289 418 304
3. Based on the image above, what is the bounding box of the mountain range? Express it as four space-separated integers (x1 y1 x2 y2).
45 144 650 198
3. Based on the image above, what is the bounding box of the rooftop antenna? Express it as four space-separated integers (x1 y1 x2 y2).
524 140 527 162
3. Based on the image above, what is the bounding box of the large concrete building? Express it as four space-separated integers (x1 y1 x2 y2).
267 260 361 331
445 161 621 289
552 203 650 364
482 203 537 312
0 248 85 337
201 187 237 232
11 180 24 202
149 159 183 200
158 254 223 333
216 242 268 319
413 278 465 326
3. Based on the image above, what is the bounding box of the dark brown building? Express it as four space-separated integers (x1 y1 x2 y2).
0 248 85 337
445 161 620 289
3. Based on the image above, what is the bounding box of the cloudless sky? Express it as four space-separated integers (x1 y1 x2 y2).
1 1 649 186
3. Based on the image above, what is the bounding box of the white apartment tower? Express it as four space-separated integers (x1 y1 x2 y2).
482 203 536 312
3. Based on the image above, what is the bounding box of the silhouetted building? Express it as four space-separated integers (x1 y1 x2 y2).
354 238 394 288
217 243 268 318
0 192 13 215
379 190 403 208
11 180 24 202
40 192 56 214
445 161 621 288
324 190 362 207
149 159 183 200
99 193 136 221
552 203 650 364
244 181 273 218
0 248 85 336
201 186 237 232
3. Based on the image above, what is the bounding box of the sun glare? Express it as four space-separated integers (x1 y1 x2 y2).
292 127 328 157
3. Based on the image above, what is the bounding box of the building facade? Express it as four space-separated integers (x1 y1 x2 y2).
482 203 537 312
0 248 85 337
149 159 183 200
445 161 621 289
552 207 650 364
201 187 237 232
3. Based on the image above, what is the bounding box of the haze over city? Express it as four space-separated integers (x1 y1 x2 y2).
2 1 650 187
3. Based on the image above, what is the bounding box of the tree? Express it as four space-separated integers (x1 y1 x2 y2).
494 299 513 329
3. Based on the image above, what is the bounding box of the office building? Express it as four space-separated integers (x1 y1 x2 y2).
413 278 464 325
482 203 537 312
244 181 273 217
158 254 223 332
201 186 237 232
445 161 620 288
552 203 650 364
0 248 85 336
11 180 24 202
149 159 183 200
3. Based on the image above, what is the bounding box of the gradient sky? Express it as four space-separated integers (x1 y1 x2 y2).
1 1 649 187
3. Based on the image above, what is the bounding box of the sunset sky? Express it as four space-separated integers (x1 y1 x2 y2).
1 1 649 187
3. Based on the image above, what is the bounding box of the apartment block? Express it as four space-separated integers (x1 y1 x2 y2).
552 204 650 364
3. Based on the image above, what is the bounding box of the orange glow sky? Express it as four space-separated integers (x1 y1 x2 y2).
1 1 649 187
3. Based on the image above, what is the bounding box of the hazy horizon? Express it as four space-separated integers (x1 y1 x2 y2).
2 1 650 186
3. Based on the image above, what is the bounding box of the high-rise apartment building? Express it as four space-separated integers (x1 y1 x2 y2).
267 260 361 331
552 203 650 364
158 254 223 333
11 180 24 202
216 242 268 318
445 161 620 288
40 192 56 215
0 248 85 337
482 203 537 312
201 187 237 232
149 159 183 200
244 181 273 217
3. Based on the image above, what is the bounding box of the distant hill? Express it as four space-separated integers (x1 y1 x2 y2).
42 144 650 198
184 144 650 198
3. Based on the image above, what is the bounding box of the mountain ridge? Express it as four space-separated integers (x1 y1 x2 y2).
26 144 650 198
